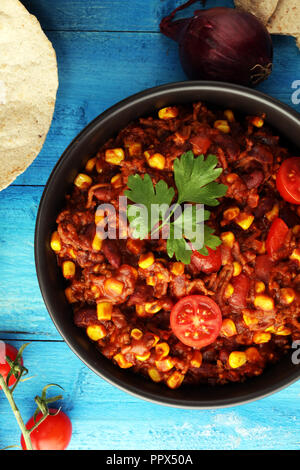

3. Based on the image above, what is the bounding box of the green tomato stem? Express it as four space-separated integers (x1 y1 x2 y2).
0 374 33 451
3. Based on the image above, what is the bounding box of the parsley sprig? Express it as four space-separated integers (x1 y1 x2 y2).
124 151 227 264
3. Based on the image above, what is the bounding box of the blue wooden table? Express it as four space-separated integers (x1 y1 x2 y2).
1 0 300 450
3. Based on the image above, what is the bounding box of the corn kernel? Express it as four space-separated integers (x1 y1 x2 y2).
145 302 161 314
167 371 185 389
290 248 300 264
233 262 242 277
148 367 162 383
68 248 77 259
253 332 271 344
266 204 279 222
113 353 133 369
255 281 265 294
50 231 61 252
97 302 113 321
62 261 76 279
95 212 105 225
220 318 237 337
144 150 152 161
125 141 142 156
105 148 125 165
136 351 151 361
224 207 240 221
245 347 261 363
146 276 156 286
131 328 143 340
155 342 170 359
226 173 239 184
235 213 254 230
250 116 264 128
111 174 123 188
158 107 179 120
214 120 230 133
224 283 234 299
104 278 124 296
92 233 103 251
171 262 184 276
243 311 258 327
151 335 160 347
96 159 103 173
91 285 100 299
138 252 155 269
224 110 235 122
155 357 174 372
254 295 275 311
65 287 76 304
220 231 235 248
136 305 146 316
147 153 165 170
228 351 247 369
190 351 203 368
85 157 96 172
74 173 93 189
280 287 295 305
87 324 107 341
274 325 292 336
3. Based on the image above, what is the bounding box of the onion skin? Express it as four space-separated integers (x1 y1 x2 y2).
160 6 273 86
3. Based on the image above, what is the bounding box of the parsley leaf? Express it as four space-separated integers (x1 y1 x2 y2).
124 151 227 262
124 174 175 237
173 152 227 206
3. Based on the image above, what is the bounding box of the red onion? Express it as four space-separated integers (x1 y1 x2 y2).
160 1 273 86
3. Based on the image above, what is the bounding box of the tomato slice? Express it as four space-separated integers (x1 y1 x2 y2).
276 157 300 204
170 295 222 348
190 246 222 274
266 217 289 258
0 343 22 389
228 273 250 309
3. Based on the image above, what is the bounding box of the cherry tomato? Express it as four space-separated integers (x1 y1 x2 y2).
228 273 250 309
190 136 211 155
21 408 72 450
190 246 222 274
170 295 222 348
266 217 289 258
276 157 300 204
0 343 22 389
255 255 274 283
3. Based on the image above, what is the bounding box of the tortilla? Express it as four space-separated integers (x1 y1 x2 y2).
234 0 279 25
267 0 300 34
0 0 58 191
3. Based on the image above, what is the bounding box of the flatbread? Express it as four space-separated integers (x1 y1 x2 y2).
267 0 300 35
0 0 58 191
234 0 279 25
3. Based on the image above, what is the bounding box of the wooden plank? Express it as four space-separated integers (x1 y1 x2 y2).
0 186 59 339
0 340 299 450
11 32 300 186
21 0 234 32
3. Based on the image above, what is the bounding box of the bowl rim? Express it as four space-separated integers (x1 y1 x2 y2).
35 80 300 409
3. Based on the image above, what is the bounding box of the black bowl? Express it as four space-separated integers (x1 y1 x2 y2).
35 81 300 408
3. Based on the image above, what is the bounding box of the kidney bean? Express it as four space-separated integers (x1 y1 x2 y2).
244 170 264 189
94 188 114 201
102 239 121 268
74 308 99 328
